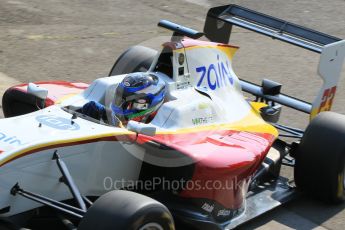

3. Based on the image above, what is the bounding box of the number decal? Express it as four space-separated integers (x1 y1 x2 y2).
196 66 206 87
207 64 218 90
318 86 337 113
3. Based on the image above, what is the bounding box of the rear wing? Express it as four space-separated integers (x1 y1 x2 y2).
204 4 345 119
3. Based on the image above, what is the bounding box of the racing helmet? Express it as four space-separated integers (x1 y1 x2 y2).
111 72 166 122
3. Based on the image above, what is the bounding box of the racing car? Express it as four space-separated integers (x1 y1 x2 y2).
1 4 345 230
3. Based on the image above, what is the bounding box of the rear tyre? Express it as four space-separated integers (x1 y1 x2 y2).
294 112 345 203
2 88 43 118
78 190 174 230
109 45 157 76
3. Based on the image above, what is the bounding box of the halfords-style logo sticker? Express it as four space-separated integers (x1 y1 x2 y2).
36 115 80 131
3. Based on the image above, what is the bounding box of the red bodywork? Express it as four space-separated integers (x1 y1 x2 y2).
138 129 275 209
10 81 89 107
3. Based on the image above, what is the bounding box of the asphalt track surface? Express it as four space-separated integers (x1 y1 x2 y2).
1 0 345 229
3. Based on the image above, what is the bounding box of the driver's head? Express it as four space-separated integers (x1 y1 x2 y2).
111 72 166 123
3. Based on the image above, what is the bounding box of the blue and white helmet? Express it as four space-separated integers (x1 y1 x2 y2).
111 72 166 122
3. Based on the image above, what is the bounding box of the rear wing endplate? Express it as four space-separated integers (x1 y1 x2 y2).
204 5 345 119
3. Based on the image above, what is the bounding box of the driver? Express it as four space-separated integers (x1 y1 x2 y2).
81 72 166 126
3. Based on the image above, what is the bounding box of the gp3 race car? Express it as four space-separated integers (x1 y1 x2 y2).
1 4 345 230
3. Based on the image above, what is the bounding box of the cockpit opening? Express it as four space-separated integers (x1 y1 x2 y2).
154 46 173 78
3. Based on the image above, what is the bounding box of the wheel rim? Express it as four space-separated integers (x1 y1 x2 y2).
139 222 164 230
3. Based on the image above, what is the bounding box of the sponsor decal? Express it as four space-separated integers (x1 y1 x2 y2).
176 81 191 90
178 53 185 65
196 55 234 90
0 132 28 146
217 209 231 217
318 86 337 113
36 115 80 131
201 203 214 213
192 116 213 125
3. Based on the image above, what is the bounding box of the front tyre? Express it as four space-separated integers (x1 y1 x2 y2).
78 190 174 230
294 112 345 203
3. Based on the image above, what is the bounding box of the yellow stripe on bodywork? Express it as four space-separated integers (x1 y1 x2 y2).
250 102 268 114
0 104 277 166
0 131 132 166
175 45 238 61
55 93 78 104
156 108 278 137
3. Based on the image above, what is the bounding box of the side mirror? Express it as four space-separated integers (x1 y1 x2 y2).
27 83 48 100
261 79 282 95
127 121 156 136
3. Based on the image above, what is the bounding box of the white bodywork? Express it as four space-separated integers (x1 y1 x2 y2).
0 43 261 217
311 40 345 118
0 106 143 215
